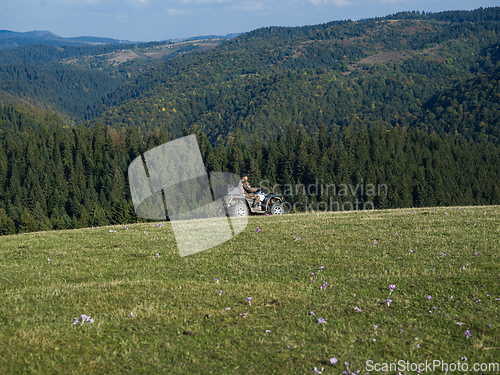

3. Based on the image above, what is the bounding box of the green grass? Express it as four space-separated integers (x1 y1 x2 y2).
1 206 499 374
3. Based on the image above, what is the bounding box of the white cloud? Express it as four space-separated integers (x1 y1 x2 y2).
165 8 196 15
309 0 352 6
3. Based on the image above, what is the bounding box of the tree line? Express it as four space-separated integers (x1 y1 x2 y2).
0 120 499 235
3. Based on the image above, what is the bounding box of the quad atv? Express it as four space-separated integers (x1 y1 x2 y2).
214 184 286 218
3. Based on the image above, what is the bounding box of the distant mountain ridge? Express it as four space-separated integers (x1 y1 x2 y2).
0 30 133 49
0 30 241 50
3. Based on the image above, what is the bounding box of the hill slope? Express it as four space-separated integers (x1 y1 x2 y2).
0 206 499 373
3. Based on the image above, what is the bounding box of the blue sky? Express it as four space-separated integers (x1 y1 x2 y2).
1 0 498 42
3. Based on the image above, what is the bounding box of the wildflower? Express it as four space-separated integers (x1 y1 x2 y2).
373 338 376 342
386 298 392 306
73 318 79 324
155 253 160 258
144 231 146 234
109 230 113 233
129 312 135 319
441 252 446 257
389 284 396 294
47 258 51 262
450 295 453 300
345 361 350 370
126 225 129 229
373 240 377 245
265 330 271 333
247 297 252 306
354 306 362 313
414 337 418 340
474 252 478 256
487 324 492 328
219 289 222 296
461 356 467 361
416 344 420 349
157 223 163 227
225 307 230 310
456 322 465 325
313 367 324 374
320 282 328 290
317 318 326 324
399 329 404 333
81 314 89 322
256 227 261 233
374 325 378 329
444 212 448 215
296 237 301 241
320 266 324 269
330 357 338 365
465 330 471 339
427 296 432 301
409 249 413 253
264 213 269 217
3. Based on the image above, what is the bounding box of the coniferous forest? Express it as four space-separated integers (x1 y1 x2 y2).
0 7 500 234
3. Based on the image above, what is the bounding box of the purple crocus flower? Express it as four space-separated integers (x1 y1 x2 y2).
219 289 222 296
345 361 349 370
386 298 392 306
310 311 316 316
354 306 362 313
256 227 261 233
216 278 219 283
317 318 326 324
427 296 432 301
73 318 79 324
330 357 338 365
465 330 471 339
157 223 163 227
247 297 252 306
126 225 129 229
409 249 413 253
389 284 396 294
155 253 160 258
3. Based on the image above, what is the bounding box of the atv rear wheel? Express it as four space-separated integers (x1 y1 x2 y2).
230 201 249 217
268 202 285 215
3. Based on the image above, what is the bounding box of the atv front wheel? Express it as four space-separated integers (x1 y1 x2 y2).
268 202 285 215
230 201 249 217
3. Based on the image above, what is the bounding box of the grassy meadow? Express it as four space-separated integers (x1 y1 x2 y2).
0 206 499 374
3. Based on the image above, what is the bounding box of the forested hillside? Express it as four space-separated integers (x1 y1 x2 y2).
89 7 500 144
0 40 224 122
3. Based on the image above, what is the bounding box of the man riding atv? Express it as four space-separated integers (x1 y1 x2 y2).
238 173 261 209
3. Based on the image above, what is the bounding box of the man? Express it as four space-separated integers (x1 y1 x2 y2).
239 173 261 209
